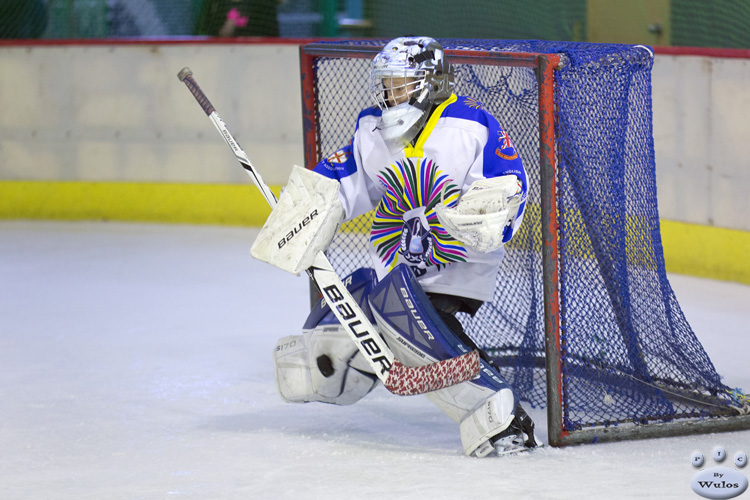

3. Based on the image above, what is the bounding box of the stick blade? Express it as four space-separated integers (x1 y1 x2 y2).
177 67 193 82
384 350 480 396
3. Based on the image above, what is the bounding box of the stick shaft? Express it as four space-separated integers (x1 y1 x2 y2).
177 67 393 380
178 68 277 208
176 67 480 394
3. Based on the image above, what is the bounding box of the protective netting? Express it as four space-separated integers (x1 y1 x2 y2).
312 39 744 433
671 0 750 49
1 0 748 49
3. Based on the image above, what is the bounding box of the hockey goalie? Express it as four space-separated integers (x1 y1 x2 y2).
250 36 539 457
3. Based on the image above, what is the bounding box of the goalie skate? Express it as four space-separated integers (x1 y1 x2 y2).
488 405 542 457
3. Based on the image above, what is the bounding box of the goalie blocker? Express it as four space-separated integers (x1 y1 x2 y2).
273 264 539 457
251 165 344 275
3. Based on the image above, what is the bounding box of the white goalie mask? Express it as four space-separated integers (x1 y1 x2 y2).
370 36 455 152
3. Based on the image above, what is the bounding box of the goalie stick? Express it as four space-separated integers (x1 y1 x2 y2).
177 67 480 396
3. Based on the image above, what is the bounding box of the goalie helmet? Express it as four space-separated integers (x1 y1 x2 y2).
370 36 455 152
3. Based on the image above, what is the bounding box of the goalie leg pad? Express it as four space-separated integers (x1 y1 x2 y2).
273 267 380 405
273 327 379 405
273 334 313 403
458 389 516 457
367 263 519 455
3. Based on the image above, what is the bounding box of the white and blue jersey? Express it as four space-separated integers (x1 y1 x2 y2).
314 94 527 302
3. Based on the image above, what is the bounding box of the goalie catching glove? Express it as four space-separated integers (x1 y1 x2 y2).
434 175 524 253
251 165 344 275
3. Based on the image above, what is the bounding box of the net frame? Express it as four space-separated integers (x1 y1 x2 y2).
298 41 750 447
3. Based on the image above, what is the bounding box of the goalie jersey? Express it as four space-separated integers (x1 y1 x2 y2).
313 94 528 302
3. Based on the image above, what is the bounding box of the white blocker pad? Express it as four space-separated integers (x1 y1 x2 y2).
251 165 344 275
272 326 379 406
434 174 523 253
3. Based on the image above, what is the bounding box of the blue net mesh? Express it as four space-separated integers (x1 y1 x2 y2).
310 39 740 432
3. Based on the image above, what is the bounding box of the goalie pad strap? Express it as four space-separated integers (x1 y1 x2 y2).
251 165 344 275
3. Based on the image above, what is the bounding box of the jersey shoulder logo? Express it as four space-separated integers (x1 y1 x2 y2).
326 147 350 164
317 143 357 179
495 128 519 160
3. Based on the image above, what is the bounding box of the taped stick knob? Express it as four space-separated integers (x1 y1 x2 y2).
177 67 193 82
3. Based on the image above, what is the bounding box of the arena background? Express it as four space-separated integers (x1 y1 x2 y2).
1 0 748 284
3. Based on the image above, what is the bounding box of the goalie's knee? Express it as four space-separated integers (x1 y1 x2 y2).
272 327 378 406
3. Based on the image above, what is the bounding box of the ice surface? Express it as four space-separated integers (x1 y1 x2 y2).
1 221 748 500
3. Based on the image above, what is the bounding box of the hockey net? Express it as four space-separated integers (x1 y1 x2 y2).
300 39 750 446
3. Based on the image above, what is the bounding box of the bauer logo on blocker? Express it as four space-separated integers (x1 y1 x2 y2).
277 209 318 248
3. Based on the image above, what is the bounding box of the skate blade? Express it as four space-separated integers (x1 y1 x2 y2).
494 436 545 457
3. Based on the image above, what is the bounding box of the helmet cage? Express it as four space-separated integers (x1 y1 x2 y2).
371 69 429 111
369 37 454 112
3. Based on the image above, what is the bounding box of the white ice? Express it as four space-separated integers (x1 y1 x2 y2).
2 221 749 500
